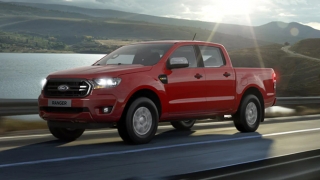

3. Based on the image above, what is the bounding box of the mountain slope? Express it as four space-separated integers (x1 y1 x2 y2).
289 38 320 59
229 44 320 96
0 17 272 51
0 2 91 19
12 2 320 44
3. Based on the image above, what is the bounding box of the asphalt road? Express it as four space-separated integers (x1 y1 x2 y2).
1 115 320 180
281 46 320 61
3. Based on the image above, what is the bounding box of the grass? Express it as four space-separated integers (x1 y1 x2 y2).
96 39 140 46
228 44 320 96
0 118 47 134
289 38 320 59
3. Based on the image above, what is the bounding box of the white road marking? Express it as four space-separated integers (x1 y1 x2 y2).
0 122 230 140
0 129 115 140
1 114 320 140
1 127 320 168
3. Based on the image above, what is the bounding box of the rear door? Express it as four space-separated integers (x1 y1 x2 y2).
164 45 207 115
198 45 236 112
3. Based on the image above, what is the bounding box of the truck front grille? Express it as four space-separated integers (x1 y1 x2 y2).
44 79 92 98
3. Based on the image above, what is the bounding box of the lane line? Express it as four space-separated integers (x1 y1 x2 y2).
1 114 320 140
1 127 320 168
0 129 115 140
0 122 230 140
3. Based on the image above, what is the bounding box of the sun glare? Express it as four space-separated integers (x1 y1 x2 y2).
219 0 255 15
201 0 256 22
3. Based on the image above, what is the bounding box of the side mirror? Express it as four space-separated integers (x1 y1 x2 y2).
166 57 189 69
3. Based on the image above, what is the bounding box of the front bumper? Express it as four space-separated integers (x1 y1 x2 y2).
38 94 122 123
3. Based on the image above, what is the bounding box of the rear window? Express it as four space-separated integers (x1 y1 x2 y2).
199 46 225 67
95 44 173 66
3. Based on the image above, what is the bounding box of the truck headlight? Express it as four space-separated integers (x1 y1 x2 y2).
93 78 121 89
41 79 47 90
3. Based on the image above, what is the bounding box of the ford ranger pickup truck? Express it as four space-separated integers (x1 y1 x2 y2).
38 41 276 144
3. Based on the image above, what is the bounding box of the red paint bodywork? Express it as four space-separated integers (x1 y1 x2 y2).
38 41 276 123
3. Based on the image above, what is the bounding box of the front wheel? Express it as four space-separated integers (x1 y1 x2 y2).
48 124 85 142
171 120 196 130
117 97 158 144
233 95 262 132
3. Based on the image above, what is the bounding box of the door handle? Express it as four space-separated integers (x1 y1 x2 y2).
194 73 203 79
223 72 231 77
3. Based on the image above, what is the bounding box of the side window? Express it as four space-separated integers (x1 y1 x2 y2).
199 46 225 67
170 46 197 68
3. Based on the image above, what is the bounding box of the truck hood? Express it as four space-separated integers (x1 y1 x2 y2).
47 65 152 79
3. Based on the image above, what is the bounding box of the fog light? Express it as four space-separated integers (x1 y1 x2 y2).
102 107 112 114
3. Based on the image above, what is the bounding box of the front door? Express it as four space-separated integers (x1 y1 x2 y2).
164 45 207 115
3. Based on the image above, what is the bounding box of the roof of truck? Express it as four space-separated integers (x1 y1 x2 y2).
131 40 223 46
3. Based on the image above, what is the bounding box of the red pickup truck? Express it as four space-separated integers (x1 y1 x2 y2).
38 41 276 144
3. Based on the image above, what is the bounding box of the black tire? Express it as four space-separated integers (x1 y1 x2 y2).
117 97 158 144
171 120 196 130
48 124 85 142
117 119 132 143
233 95 262 132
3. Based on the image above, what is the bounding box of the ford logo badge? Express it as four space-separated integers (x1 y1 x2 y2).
57 85 69 92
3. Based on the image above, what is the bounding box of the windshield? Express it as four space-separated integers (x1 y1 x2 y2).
95 44 173 66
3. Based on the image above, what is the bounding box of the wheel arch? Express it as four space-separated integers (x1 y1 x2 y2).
122 88 162 120
238 87 265 122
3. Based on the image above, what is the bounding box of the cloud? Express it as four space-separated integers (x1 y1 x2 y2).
301 22 320 30
279 12 296 17
274 0 308 5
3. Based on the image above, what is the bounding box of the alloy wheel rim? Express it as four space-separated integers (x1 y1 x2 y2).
245 102 258 126
133 107 152 136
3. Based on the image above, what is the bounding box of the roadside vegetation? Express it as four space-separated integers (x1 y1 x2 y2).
229 44 320 97
0 118 47 134
289 38 320 59
0 31 71 53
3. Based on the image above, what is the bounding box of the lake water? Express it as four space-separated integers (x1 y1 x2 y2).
0 53 106 99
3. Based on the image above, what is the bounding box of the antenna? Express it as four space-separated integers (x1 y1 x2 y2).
192 33 197 41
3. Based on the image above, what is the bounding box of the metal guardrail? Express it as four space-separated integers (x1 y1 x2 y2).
0 99 38 116
275 97 320 105
0 97 320 116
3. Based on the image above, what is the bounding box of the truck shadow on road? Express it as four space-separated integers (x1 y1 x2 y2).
0 129 274 180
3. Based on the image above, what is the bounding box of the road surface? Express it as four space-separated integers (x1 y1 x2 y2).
281 46 320 61
1 115 320 179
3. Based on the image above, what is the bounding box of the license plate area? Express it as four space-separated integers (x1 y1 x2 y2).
48 99 71 107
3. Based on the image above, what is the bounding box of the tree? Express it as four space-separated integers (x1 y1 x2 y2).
284 42 290 46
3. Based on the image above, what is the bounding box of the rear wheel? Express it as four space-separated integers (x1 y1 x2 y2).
171 120 196 130
48 124 85 142
117 97 158 144
233 95 262 132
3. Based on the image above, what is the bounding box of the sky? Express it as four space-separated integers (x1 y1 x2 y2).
3 0 320 30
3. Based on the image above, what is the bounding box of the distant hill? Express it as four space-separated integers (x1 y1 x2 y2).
12 2 320 44
0 2 273 51
0 2 90 19
229 44 320 96
289 38 320 59
0 17 272 51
